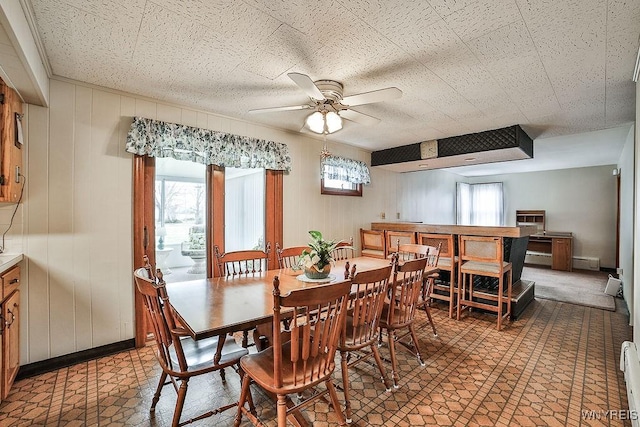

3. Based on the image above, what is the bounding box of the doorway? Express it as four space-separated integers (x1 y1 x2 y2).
132 155 283 346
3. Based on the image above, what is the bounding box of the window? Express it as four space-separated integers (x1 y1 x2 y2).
155 158 206 247
321 164 362 196
456 182 504 226
320 156 370 196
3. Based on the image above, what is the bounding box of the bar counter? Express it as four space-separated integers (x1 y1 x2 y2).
371 222 538 238
371 222 538 319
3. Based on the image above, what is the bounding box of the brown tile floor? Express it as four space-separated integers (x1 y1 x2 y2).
0 297 632 426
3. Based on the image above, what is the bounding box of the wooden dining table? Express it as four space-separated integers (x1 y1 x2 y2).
165 255 437 426
166 256 402 341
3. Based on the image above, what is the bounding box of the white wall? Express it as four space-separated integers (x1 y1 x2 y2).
470 166 618 268
619 125 635 321
396 169 458 223
20 77 396 364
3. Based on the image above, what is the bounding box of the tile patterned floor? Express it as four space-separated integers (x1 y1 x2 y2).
0 297 632 426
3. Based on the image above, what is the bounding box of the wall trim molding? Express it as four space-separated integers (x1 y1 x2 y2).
16 339 136 380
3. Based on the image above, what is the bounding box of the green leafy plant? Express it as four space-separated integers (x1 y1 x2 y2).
301 230 340 270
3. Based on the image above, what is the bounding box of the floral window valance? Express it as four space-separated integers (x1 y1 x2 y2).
321 155 371 184
125 116 292 171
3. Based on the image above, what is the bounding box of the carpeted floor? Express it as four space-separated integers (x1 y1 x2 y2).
521 264 616 311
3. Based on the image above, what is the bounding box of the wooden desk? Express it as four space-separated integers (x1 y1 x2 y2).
166 257 400 341
527 232 573 272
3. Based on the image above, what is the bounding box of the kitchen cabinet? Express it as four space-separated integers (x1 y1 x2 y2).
0 78 24 204
0 265 20 401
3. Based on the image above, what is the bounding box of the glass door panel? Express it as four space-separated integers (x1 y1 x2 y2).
155 157 206 282
224 168 265 252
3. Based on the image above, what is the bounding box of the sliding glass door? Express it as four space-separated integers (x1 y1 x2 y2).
132 156 282 346
155 158 207 281
224 168 265 252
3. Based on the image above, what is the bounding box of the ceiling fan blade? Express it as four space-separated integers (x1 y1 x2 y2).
339 108 381 126
248 104 312 114
288 72 326 101
341 87 402 106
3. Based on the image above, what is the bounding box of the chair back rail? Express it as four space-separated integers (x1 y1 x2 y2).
331 237 355 261
418 233 454 259
272 276 352 388
360 228 386 258
275 244 309 269
388 256 428 328
397 243 429 261
459 236 502 263
214 244 271 277
385 231 416 256
344 264 393 348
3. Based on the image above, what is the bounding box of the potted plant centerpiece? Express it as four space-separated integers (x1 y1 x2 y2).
301 230 340 280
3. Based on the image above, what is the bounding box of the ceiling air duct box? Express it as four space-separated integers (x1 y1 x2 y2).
371 125 533 172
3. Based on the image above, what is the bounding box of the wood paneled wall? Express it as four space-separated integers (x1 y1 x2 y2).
19 78 396 364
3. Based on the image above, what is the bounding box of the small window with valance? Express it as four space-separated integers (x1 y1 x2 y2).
320 155 371 197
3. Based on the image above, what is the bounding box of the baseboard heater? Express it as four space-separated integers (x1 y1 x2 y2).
620 341 640 425
525 252 600 271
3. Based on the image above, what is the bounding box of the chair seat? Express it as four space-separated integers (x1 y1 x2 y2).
342 314 379 349
460 260 511 275
436 256 457 269
379 302 412 329
240 341 336 394
171 335 248 371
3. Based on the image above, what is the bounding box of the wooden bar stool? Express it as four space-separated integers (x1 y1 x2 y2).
360 228 386 258
418 233 458 319
385 230 416 258
457 235 512 330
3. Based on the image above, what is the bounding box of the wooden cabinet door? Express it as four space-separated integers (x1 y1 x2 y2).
552 238 572 272
2 290 19 399
0 79 23 204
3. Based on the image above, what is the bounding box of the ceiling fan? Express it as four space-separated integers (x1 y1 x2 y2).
249 73 402 134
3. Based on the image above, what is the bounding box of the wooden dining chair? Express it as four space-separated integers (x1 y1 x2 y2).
235 276 352 427
339 264 393 423
214 243 270 277
379 255 428 388
457 235 513 330
275 243 308 269
395 242 441 336
332 237 355 261
396 242 430 261
360 228 386 258
418 232 458 319
134 258 253 427
385 231 416 258
214 244 271 347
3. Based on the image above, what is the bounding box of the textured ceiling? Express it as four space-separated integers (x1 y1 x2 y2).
22 0 640 160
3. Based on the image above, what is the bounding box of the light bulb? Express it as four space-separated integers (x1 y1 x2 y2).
325 111 343 133
306 111 325 134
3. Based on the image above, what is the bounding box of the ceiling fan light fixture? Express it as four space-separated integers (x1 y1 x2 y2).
306 111 325 134
325 111 342 133
305 110 343 134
